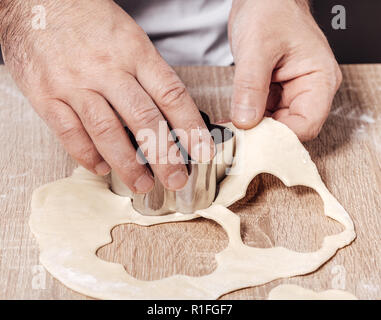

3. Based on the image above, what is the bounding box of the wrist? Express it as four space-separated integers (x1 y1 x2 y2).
229 0 313 33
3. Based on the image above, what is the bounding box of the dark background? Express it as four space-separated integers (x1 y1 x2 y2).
311 0 381 64
0 0 380 64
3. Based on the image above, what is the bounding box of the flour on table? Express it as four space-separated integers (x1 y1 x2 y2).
268 284 358 300
29 118 356 299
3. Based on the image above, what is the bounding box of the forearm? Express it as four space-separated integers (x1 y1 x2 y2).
0 0 18 17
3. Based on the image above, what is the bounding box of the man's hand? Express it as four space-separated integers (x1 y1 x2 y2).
0 0 214 193
229 0 342 141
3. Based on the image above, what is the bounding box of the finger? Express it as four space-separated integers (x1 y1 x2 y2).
272 72 334 141
101 74 189 191
34 98 111 176
69 90 154 193
231 45 278 129
135 54 215 163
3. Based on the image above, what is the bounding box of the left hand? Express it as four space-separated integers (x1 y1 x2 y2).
228 0 342 141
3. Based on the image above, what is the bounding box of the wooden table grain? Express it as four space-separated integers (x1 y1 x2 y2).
0 64 380 300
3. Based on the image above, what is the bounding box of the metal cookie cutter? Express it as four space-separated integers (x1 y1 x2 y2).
111 112 235 216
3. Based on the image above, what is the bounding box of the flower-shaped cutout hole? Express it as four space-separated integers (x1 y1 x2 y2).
97 218 228 281
229 173 344 252
30 119 356 300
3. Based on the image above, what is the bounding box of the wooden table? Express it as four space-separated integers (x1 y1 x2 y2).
0 65 380 300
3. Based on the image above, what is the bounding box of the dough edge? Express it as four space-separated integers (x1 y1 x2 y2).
29 118 356 299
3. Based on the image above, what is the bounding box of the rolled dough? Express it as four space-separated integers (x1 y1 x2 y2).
29 118 356 299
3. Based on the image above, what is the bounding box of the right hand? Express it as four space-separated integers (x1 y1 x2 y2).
0 0 214 193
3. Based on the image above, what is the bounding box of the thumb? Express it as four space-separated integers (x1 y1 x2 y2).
230 49 276 129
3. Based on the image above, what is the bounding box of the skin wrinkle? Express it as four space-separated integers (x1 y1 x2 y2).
0 1 22 41
228 0 341 141
0 1 30 78
2 0 341 189
0 0 218 192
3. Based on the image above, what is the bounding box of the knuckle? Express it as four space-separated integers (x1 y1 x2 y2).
131 104 161 127
79 96 101 118
127 30 156 59
139 41 154 56
309 128 320 140
234 78 269 94
57 124 83 142
90 117 120 139
118 157 143 176
324 58 342 89
303 125 320 141
185 118 203 131
132 39 150 57
335 66 343 88
75 144 98 165
38 101 84 142
130 28 149 48
157 82 187 109
77 96 121 139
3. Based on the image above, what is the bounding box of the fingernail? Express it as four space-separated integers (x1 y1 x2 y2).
167 170 188 190
134 173 154 193
192 141 215 163
94 161 111 176
231 104 257 123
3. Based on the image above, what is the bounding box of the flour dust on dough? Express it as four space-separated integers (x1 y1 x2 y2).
29 118 356 299
268 284 358 300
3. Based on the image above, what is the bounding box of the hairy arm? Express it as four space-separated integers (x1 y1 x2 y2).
0 0 24 43
0 0 214 193
0 0 33 74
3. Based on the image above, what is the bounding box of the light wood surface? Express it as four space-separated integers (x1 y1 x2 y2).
0 65 380 300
